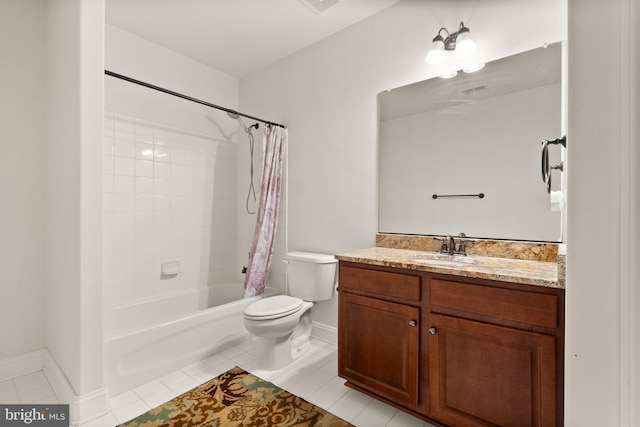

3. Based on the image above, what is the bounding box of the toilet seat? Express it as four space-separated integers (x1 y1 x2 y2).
244 295 304 320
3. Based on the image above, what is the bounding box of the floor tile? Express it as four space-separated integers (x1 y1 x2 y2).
166 375 199 395
80 412 120 427
3 338 429 427
132 379 168 399
141 388 176 408
112 399 150 424
182 362 220 384
14 371 50 395
387 410 430 427
0 380 19 403
110 390 140 410
329 396 367 422
352 407 395 427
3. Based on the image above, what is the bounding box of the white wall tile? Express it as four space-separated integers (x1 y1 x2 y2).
113 266 134 287
153 145 171 163
154 229 171 246
134 246 154 265
134 212 154 229
135 229 154 247
104 112 241 308
134 123 154 138
154 162 171 180
114 157 135 175
135 141 154 160
135 194 154 212
154 179 171 196
114 138 135 158
113 247 135 268
171 148 188 165
153 129 171 145
103 156 114 175
135 159 154 178
114 211 135 230
113 229 134 249
114 193 135 212
103 136 115 156
135 177 154 195
114 175 135 194
134 281 154 300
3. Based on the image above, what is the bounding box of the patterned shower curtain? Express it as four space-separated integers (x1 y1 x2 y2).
242 125 288 298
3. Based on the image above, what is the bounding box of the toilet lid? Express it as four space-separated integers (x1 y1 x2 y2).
244 295 304 320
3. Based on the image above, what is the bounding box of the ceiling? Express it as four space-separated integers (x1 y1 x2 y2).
105 0 402 78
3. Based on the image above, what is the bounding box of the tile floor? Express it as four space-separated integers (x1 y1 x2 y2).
1 338 435 427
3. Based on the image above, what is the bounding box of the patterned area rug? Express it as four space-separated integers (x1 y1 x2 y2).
118 366 354 426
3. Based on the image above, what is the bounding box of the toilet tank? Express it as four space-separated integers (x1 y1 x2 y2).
286 251 337 302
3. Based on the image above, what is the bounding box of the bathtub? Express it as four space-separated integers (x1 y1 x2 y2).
104 284 281 396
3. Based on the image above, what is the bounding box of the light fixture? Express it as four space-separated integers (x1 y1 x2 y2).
425 21 477 64
463 62 485 73
439 70 458 79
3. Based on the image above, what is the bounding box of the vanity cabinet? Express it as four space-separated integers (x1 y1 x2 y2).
338 261 564 427
338 264 422 409
428 279 561 426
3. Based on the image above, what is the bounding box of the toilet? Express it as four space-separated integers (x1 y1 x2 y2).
243 251 338 370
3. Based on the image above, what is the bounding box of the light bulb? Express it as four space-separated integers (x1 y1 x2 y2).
425 37 446 64
439 70 458 79
463 62 485 73
454 30 476 58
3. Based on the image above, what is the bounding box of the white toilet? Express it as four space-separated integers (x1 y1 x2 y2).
243 251 338 370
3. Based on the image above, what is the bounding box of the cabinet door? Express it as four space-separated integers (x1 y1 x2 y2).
339 292 420 408
428 314 556 427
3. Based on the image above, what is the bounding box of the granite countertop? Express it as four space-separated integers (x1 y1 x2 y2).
336 247 562 289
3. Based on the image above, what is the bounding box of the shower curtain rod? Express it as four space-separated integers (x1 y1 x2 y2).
105 70 286 129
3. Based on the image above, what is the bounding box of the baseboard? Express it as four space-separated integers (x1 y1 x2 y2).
311 321 337 346
43 352 109 426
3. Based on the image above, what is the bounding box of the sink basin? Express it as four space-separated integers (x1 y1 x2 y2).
404 253 477 268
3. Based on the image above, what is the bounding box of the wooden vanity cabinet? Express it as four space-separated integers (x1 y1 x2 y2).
338 261 565 427
338 263 424 411
428 278 563 427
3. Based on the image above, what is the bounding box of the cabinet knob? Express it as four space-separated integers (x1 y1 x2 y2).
409 320 417 327
429 327 437 335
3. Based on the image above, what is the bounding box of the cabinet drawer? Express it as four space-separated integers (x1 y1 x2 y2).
340 265 421 302
430 279 558 328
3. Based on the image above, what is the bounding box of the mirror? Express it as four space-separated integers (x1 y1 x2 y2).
378 42 564 242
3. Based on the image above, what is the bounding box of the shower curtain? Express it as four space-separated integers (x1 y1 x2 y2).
242 125 288 298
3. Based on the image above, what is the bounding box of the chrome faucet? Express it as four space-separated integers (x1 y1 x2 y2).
439 233 468 255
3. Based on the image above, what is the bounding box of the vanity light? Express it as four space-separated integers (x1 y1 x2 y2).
463 62 485 73
439 70 458 79
425 21 477 65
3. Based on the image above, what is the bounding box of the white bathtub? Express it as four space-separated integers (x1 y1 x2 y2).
104 284 281 396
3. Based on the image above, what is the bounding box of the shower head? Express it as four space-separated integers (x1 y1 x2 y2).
228 111 259 133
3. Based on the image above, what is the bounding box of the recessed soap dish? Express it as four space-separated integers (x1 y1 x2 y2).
161 259 181 276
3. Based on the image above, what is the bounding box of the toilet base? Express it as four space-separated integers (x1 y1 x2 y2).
254 311 312 371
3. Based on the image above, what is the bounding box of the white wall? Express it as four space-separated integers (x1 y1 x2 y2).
0 0 47 360
566 0 639 425
45 0 104 397
239 0 567 326
105 25 238 136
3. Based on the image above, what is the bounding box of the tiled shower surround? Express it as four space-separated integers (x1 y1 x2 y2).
103 113 239 307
